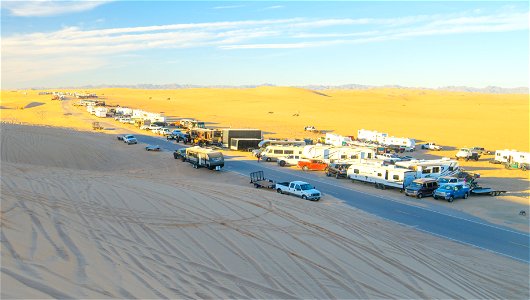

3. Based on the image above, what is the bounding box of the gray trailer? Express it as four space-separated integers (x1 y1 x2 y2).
230 138 262 151
222 129 262 148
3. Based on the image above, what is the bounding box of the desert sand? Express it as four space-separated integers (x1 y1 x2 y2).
1 123 528 298
2 88 528 231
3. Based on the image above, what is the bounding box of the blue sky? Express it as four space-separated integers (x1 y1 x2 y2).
1 1 528 89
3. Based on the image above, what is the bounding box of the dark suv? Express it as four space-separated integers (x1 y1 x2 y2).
326 163 351 178
173 148 187 161
404 178 438 198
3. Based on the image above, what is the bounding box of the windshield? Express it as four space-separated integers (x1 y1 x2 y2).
125 135 134 138
409 182 422 188
438 178 449 183
440 185 454 190
300 184 314 190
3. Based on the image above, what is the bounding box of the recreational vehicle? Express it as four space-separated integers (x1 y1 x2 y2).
325 133 353 147
185 146 224 170
347 162 417 189
302 145 375 162
258 139 306 148
230 138 261 151
222 129 262 148
395 158 459 179
260 145 304 162
493 149 529 164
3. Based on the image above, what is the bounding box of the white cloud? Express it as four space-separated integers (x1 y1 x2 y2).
1 1 111 17
2 10 527 87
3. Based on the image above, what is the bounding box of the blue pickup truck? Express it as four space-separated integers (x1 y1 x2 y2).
433 183 470 202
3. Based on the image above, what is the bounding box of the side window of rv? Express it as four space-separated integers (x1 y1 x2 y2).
354 169 359 174
367 153 372 159
274 150 283 154
432 167 440 173
393 175 399 180
377 173 382 177
284 150 294 155
352 154 358 159
422 169 431 174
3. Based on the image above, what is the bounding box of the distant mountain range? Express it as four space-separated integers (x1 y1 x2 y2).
30 83 528 94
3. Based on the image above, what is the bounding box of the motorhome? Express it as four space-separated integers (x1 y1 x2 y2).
347 162 417 189
357 129 415 150
185 146 224 170
94 107 108 118
357 129 387 143
260 145 304 162
395 158 459 179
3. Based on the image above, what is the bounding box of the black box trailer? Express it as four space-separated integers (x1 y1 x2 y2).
222 129 262 148
230 138 262 151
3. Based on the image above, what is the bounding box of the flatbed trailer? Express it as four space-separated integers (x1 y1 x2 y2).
470 188 507 196
250 171 276 189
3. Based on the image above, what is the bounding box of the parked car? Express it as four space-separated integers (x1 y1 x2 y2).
119 117 131 123
173 148 186 161
326 163 351 178
157 128 171 136
167 129 188 141
433 183 470 202
455 148 480 161
471 147 492 155
275 181 321 201
297 159 328 171
148 124 162 131
404 178 438 198
277 155 305 167
145 145 161 151
122 134 137 145
421 142 442 151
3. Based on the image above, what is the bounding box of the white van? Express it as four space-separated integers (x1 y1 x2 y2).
260 145 304 162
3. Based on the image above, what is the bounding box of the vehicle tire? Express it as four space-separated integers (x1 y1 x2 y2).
173 154 178 159
276 188 283 194
266 158 271 162
302 166 308 171
181 157 186 162
433 195 438 200
335 173 339 179
464 193 469 199
522 165 528 171
465 158 469 161
279 161 286 167
326 172 331 177
302 195 307 200
448 196 454 202
417 193 423 199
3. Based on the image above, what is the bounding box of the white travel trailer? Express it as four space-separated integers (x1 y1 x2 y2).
347 162 417 189
303 145 376 162
260 145 304 162
380 136 416 150
115 107 133 116
395 158 459 179
325 133 353 147
258 139 306 148
86 105 96 114
493 149 529 164
357 129 387 143
94 107 108 118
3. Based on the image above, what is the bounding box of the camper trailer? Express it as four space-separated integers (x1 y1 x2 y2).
221 129 262 148
395 158 459 179
325 133 353 147
302 145 376 162
347 162 417 189
94 107 108 118
493 149 524 164
258 139 306 148
260 145 304 162
185 146 224 170
357 129 387 143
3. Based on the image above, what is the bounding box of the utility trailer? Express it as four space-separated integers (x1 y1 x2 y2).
249 171 276 189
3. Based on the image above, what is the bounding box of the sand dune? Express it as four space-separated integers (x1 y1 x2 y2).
1 124 528 298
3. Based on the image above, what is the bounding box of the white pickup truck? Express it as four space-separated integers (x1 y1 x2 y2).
275 181 321 201
421 142 442 151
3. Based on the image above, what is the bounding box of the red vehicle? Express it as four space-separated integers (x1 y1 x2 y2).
297 159 328 171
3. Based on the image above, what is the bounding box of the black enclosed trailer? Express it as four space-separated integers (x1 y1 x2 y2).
230 138 261 151
222 129 262 148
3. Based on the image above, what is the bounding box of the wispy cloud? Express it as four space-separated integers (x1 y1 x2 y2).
212 5 245 10
263 5 284 10
2 10 528 86
1 0 111 17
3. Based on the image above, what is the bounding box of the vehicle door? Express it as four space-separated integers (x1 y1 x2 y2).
454 185 463 197
289 183 295 193
294 184 302 196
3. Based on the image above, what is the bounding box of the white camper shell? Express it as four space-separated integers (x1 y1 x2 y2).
347 162 416 189
494 149 529 164
302 145 376 162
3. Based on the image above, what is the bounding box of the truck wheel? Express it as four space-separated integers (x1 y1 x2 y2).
326 172 331 177
302 195 307 200
464 193 469 199
302 166 308 171
448 196 454 202
417 193 423 199
266 158 271 162
276 188 282 194
173 154 178 159
522 165 527 171
433 195 438 200
181 157 185 162
335 173 339 179
279 161 286 167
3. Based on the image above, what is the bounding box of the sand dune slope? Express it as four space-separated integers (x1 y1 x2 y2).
1 124 528 298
